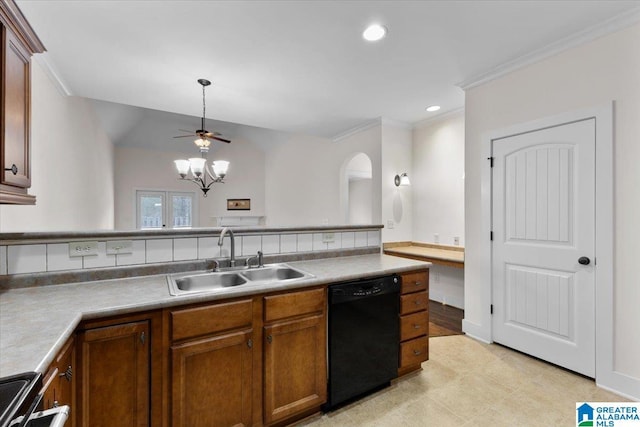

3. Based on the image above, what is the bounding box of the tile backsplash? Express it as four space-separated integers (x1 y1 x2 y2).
0 228 382 277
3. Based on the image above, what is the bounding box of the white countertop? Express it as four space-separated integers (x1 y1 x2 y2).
0 254 429 377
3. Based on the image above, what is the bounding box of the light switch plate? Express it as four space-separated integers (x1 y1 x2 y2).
106 240 134 255
69 241 99 257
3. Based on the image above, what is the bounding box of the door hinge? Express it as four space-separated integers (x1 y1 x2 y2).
490 231 494 241
490 304 494 315
488 156 494 168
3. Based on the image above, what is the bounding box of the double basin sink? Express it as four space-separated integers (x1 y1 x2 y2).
167 263 314 296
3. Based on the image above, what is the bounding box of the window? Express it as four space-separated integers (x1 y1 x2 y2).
136 190 197 229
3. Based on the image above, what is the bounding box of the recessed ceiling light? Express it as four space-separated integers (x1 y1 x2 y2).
363 24 387 42
426 105 441 112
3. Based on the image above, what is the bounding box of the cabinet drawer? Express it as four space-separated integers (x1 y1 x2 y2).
400 291 429 315
400 271 428 294
264 288 325 322
171 299 253 341
399 336 429 368
400 311 429 341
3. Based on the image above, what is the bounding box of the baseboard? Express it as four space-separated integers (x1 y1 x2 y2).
461 319 491 343
429 291 464 310
597 371 640 401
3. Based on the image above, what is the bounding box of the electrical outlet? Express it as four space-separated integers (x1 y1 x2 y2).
69 241 99 257
106 240 133 255
387 220 394 229
454 236 460 246
322 233 335 243
434 233 439 244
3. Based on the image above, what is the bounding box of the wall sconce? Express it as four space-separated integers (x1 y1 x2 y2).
394 173 411 187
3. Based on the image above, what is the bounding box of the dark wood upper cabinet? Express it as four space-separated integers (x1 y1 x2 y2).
0 0 45 204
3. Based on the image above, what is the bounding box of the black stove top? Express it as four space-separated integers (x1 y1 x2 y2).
0 372 42 427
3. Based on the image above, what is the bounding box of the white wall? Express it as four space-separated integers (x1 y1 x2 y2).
114 139 265 230
464 23 640 395
381 120 413 242
265 126 381 227
0 60 114 232
348 179 372 224
412 112 465 246
429 264 465 309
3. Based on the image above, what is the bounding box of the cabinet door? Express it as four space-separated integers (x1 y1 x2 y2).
263 314 326 425
78 321 149 427
43 336 76 427
1 24 32 191
171 330 253 427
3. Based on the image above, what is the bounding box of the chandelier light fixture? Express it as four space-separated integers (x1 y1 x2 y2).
174 79 230 197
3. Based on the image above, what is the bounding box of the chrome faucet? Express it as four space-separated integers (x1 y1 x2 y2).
218 227 236 267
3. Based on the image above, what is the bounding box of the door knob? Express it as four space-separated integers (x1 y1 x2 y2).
578 256 591 265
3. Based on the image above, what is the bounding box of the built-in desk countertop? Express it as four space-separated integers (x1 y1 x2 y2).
383 242 464 269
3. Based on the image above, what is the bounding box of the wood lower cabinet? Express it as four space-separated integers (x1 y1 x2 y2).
77 319 151 427
171 330 253 427
168 299 254 427
42 336 76 427
398 270 429 376
263 288 326 425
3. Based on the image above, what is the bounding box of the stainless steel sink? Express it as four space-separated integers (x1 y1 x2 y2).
167 263 314 296
240 264 305 281
168 272 247 295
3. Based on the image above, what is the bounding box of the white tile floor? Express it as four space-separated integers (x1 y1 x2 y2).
296 335 630 427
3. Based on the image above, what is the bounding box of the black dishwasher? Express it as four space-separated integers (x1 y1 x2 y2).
324 274 400 410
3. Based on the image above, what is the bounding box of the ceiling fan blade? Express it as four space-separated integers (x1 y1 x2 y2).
178 129 197 134
173 134 196 138
211 135 231 143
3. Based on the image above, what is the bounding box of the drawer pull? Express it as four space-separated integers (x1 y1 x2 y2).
413 324 421 329
414 281 422 286
58 365 73 382
414 300 422 305
413 349 422 356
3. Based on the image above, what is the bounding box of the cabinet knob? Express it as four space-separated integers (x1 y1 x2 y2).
4 164 18 175
247 339 253 349
59 365 73 382
53 400 59 408
266 335 273 344
140 332 146 344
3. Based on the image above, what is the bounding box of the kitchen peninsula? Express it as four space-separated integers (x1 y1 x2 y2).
0 225 430 427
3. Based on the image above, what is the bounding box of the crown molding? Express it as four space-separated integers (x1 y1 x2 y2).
332 118 381 142
413 107 465 130
457 7 640 90
33 54 73 97
380 117 412 131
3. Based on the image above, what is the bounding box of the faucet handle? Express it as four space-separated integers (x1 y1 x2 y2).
257 251 264 268
246 255 258 268
210 259 220 272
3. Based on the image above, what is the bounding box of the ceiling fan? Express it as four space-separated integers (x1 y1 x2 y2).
174 78 230 152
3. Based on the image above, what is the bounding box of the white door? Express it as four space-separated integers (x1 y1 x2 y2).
492 119 595 377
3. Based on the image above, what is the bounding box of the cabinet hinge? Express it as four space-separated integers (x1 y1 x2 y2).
488 156 495 168
490 304 494 315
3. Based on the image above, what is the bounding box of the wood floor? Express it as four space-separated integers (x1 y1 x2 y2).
429 300 463 337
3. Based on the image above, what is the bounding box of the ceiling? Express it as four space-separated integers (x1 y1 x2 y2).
16 1 640 140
